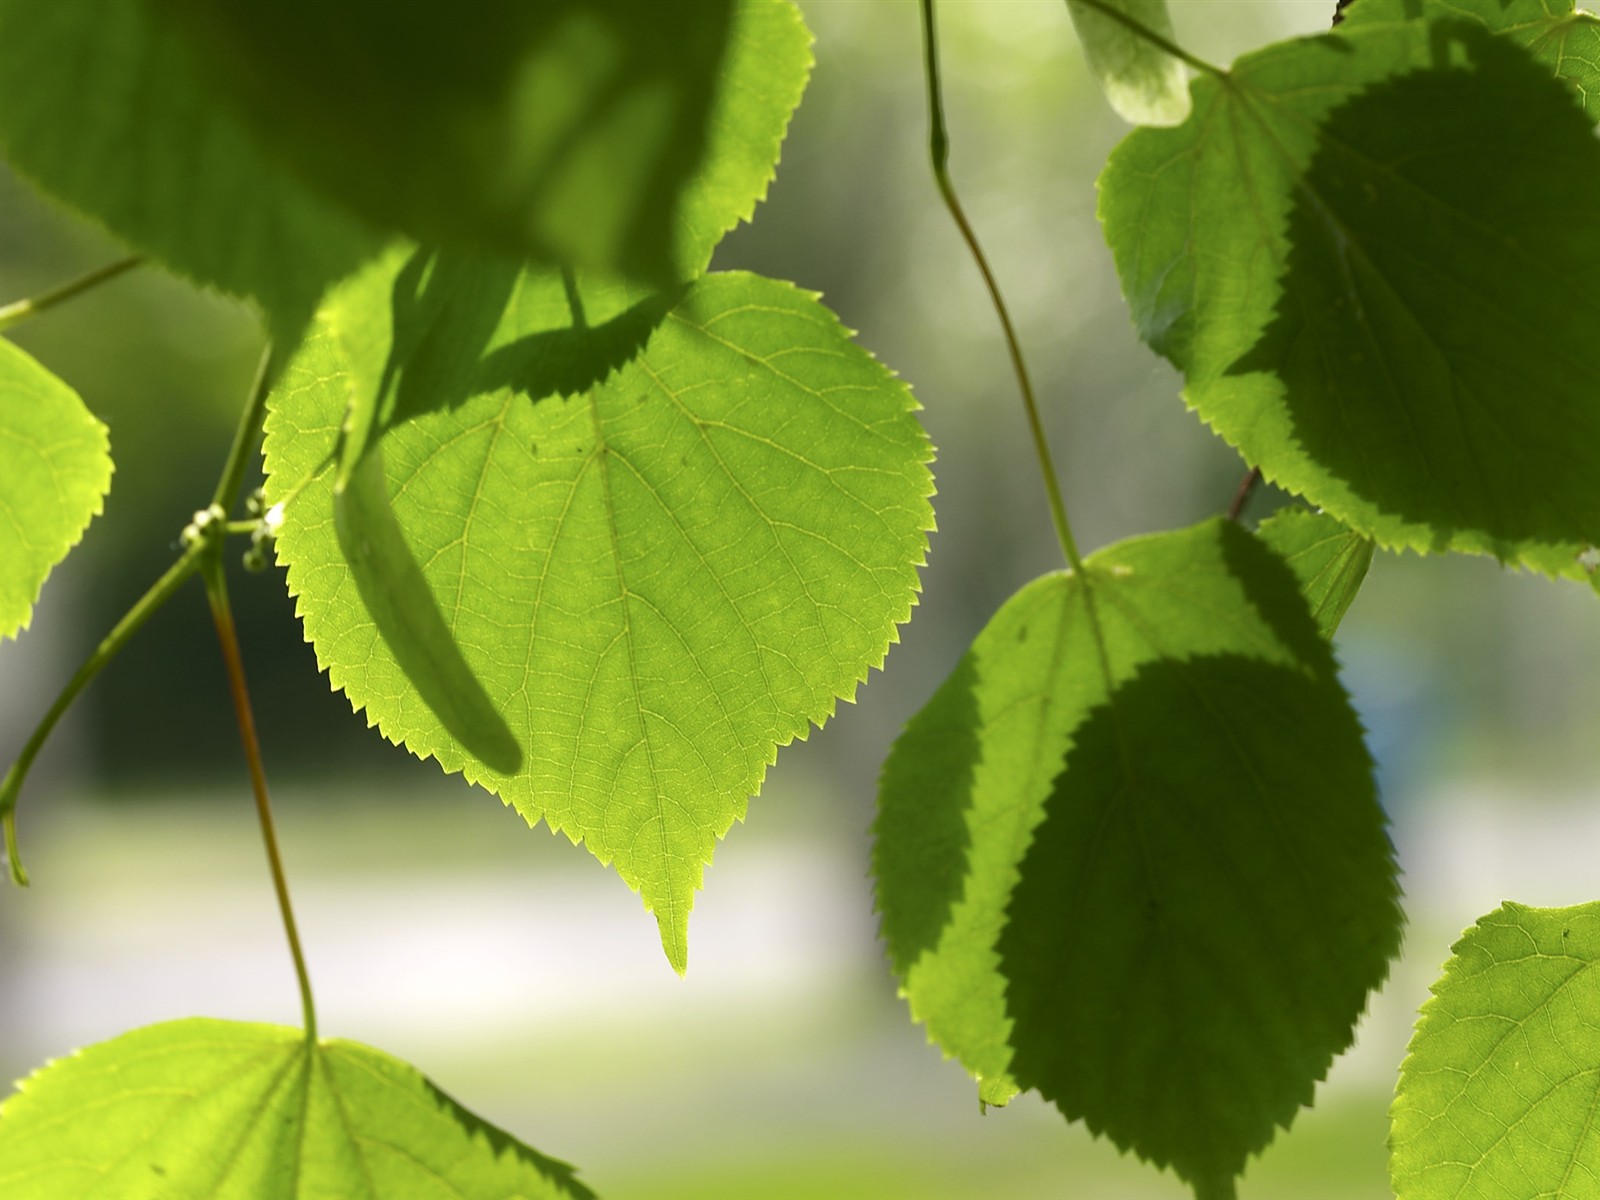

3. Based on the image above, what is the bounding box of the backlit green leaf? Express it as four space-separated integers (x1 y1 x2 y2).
874 518 1399 1194
0 1018 593 1199
1391 901 1600 1200
1065 0 1190 126
263 249 934 972
1341 0 1600 119
152 0 811 286
1099 4 1600 575
0 339 111 641
1256 509 1373 640
0 0 382 333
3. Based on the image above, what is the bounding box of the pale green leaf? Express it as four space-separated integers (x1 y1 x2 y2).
0 339 112 641
0 1018 593 1199
1065 0 1190 126
151 0 811 286
1099 5 1600 575
874 517 1399 1194
263 250 934 972
1391 901 1600 1199
1256 509 1373 640
0 0 382 333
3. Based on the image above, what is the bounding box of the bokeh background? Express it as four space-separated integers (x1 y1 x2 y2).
7 2 1600 1196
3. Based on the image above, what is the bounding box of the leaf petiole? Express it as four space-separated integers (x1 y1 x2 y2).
201 554 316 1038
0 255 144 334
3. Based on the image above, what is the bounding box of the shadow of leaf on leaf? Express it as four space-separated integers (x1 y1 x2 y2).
334 444 522 775
998 653 1399 1194
1227 21 1600 552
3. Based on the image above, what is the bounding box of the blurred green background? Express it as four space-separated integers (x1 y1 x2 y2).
7 2 1600 1196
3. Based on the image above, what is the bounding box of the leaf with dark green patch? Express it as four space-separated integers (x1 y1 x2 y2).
1100 4 1600 576
1256 509 1372 640
1341 0 1600 118
875 518 1400 1195
0 1018 593 1199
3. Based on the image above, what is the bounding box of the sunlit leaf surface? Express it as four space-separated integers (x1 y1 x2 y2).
0 1019 593 1199
0 339 111 640
264 250 934 971
1392 901 1600 1200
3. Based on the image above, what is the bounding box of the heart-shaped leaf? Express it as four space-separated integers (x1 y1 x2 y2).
875 518 1400 1194
1100 2 1600 575
264 250 935 971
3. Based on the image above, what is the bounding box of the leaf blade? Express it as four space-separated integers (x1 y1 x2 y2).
875 518 1401 1192
1255 509 1373 640
0 1019 594 1199
1391 901 1600 1200
1066 0 1190 126
0 339 112 641
149 0 811 286
1099 5 1600 573
264 254 935 970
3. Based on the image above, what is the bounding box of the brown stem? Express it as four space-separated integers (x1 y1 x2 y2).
1225 466 1262 522
202 558 316 1039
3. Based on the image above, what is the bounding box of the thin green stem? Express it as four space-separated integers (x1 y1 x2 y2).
920 0 1084 573
1 543 206 883
2 341 278 885
211 342 276 514
1069 0 1225 77
0 255 144 334
201 555 316 1039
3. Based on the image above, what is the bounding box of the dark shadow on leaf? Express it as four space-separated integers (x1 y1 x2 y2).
873 654 982 974
378 249 678 428
997 653 1398 1192
333 448 522 774
1227 22 1600 549
474 283 680 405
1218 517 1332 666
156 0 736 285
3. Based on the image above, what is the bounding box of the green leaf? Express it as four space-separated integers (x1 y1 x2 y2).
1065 0 1190 126
1255 509 1373 640
152 0 812 286
0 339 112 641
263 250 934 972
0 0 382 333
1099 5 1600 575
1341 0 1600 119
0 1018 593 1199
874 517 1400 1194
1391 901 1600 1200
